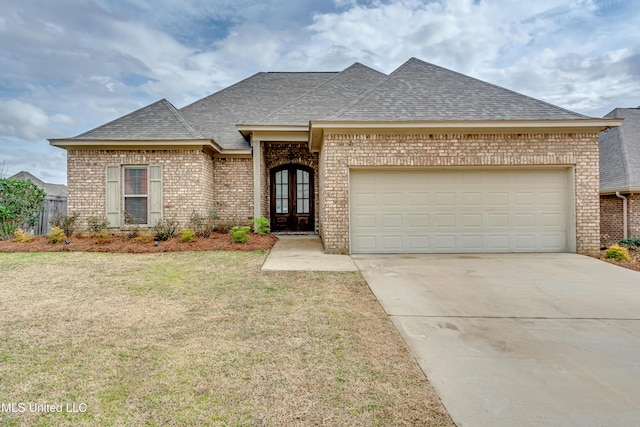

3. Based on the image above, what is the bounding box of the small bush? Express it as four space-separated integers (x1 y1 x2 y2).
605 244 630 262
153 218 178 241
189 209 218 238
619 237 640 249
135 231 154 244
87 216 109 234
48 226 66 244
95 229 113 245
181 228 196 242
253 217 270 236
50 212 79 238
229 225 251 243
13 228 34 243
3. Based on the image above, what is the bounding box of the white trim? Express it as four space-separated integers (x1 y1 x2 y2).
252 134 262 219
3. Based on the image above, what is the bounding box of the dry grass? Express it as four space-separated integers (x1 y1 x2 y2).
0 251 453 427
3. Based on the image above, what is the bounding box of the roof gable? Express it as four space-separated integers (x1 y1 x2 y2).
600 107 640 191
258 63 388 125
74 99 202 140
337 58 589 121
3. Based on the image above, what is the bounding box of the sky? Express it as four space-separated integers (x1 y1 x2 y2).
0 0 638 185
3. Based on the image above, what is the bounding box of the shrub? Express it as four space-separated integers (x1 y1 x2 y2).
188 209 218 238
87 216 109 234
135 231 154 244
95 229 113 245
50 212 79 237
619 237 640 250
253 217 270 236
180 228 196 242
229 225 251 243
48 226 66 244
0 179 46 239
153 218 178 241
605 244 630 262
13 228 34 243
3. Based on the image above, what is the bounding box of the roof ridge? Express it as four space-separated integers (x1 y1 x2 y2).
160 99 203 138
257 62 384 124
408 57 591 119
332 65 393 119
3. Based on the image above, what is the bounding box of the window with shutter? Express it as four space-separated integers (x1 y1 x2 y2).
105 164 162 228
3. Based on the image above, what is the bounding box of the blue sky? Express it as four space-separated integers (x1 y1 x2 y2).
1 0 638 184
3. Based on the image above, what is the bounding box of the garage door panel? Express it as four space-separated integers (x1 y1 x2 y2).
350 169 571 254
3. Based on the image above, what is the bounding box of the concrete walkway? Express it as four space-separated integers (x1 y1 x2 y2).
261 235 358 271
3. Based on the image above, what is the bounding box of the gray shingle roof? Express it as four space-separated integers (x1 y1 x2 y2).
600 107 640 192
337 58 589 121
258 63 387 125
74 99 202 140
59 57 595 150
180 72 338 149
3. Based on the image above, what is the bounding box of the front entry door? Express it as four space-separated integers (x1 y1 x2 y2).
270 165 314 231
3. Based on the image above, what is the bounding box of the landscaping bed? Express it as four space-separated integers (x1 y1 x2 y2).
0 232 278 253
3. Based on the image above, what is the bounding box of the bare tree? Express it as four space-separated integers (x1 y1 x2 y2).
0 161 7 179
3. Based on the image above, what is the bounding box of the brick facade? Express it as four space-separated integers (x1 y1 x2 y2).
318 132 600 256
601 193 640 247
261 142 319 229
67 149 214 230
212 156 253 224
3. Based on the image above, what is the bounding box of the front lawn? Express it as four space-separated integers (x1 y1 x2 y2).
0 251 453 426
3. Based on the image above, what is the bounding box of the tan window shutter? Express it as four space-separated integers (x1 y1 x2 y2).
148 165 163 226
106 165 121 227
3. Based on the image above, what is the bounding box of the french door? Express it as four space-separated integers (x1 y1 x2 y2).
270 165 314 231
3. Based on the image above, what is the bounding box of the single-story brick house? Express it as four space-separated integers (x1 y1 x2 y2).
50 58 620 255
600 107 640 247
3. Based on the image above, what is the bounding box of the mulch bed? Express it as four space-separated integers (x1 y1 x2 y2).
598 250 640 272
0 232 278 253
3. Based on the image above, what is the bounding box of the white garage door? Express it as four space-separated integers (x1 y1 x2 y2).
350 168 573 254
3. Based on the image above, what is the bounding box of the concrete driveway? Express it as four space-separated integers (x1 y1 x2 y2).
352 253 640 427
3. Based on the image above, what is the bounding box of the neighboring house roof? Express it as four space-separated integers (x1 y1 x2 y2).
600 107 640 193
53 57 607 151
9 171 67 198
74 99 203 140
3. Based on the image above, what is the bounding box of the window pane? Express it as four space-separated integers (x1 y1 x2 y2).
276 199 282 213
297 198 310 214
125 168 147 195
125 197 148 224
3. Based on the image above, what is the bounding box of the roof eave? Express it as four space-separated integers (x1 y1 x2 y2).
600 188 640 195
48 138 250 156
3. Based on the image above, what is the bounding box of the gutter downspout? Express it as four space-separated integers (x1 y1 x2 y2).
616 192 628 240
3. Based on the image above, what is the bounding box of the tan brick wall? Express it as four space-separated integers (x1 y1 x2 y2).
262 143 319 229
212 156 253 225
318 132 600 256
601 193 640 247
67 149 214 230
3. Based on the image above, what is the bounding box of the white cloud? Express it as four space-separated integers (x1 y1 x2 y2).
0 100 54 141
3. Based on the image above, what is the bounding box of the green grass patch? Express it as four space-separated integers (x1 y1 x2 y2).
0 251 453 427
